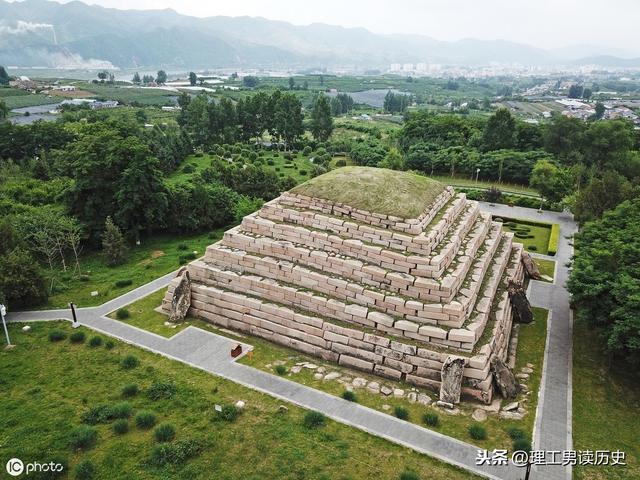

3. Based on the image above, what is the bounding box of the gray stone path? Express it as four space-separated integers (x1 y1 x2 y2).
7 203 577 480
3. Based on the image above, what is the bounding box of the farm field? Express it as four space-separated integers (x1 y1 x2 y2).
0 321 477 480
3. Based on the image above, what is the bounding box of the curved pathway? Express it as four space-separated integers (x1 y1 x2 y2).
7 203 577 480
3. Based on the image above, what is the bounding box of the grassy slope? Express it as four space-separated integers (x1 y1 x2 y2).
425 175 538 196
292 167 445 219
113 290 548 451
0 322 476 480
45 229 227 310
573 321 640 480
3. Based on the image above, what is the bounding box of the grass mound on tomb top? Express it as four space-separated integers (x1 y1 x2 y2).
291 167 445 219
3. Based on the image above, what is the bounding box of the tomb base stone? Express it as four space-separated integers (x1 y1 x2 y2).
521 251 541 279
169 268 191 323
490 355 519 399
439 356 465 404
508 281 533 324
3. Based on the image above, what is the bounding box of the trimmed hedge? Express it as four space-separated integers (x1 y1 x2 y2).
548 223 560 256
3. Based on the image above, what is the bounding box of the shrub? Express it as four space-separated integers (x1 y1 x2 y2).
217 404 239 422
74 459 96 480
507 427 526 440
110 401 132 419
121 383 138 398
114 279 133 288
115 308 130 320
81 405 112 425
528 245 538 251
394 406 409 420
68 425 98 450
79 274 91 282
88 336 102 347
154 423 176 442
400 472 420 480
303 410 326 429
105 340 115 350
70 331 86 344
182 164 195 174
335 159 347 167
49 330 67 342
112 419 129 435
148 440 202 466
548 223 560 255
468 424 487 440
146 381 177 400
275 365 287 375
423 412 439 427
299 170 308 176
177 243 189 251
267 159 274 166
178 252 197 264
135 411 157 429
302 146 312 155
121 355 139 369
341 390 357 402
484 186 502 202
512 438 532 452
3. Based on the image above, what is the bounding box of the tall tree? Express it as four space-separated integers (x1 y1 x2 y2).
529 159 572 203
482 108 516 151
102 216 127 266
0 65 9 85
288 77 295 90
594 102 606 120
156 70 167 85
310 94 333 142
189 71 197 86
132 72 141 84
0 99 8 121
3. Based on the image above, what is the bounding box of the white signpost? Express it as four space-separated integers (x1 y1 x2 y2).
0 304 11 347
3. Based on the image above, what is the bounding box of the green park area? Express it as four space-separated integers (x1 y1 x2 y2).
0 322 476 480
109 289 548 454
498 218 557 255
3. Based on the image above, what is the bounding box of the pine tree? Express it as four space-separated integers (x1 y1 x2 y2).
132 72 141 84
102 216 127 266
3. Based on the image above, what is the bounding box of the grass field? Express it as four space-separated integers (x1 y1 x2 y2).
2 93 61 109
81 84 177 106
426 175 539 197
573 320 640 480
44 228 228 310
498 218 553 255
114 290 549 452
167 152 315 186
292 167 446 218
534 258 556 282
0 321 477 480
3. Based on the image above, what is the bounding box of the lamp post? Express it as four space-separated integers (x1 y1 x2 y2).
1 304 11 347
69 302 79 328
475 168 480 183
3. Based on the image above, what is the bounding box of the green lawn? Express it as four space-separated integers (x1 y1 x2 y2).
573 321 640 480
0 321 477 480
114 290 549 452
81 83 176 106
534 258 555 282
291 167 446 218
2 93 61 109
44 229 228 310
167 152 316 186
498 218 554 255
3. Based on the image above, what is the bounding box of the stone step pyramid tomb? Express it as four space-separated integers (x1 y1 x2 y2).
162 167 526 405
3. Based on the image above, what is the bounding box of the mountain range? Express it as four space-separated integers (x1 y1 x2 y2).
1 0 638 70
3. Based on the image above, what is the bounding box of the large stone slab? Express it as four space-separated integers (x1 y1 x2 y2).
490 355 519 399
169 267 191 323
439 356 466 404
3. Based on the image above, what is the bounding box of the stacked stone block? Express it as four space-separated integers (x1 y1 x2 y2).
162 187 524 404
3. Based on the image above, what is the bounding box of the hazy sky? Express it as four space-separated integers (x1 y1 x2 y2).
40 0 640 55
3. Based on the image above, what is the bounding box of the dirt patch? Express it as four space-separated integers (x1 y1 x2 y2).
151 250 165 259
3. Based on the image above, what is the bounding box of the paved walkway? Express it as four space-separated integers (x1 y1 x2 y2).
7 203 578 480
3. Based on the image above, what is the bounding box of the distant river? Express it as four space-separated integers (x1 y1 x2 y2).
9 103 63 125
